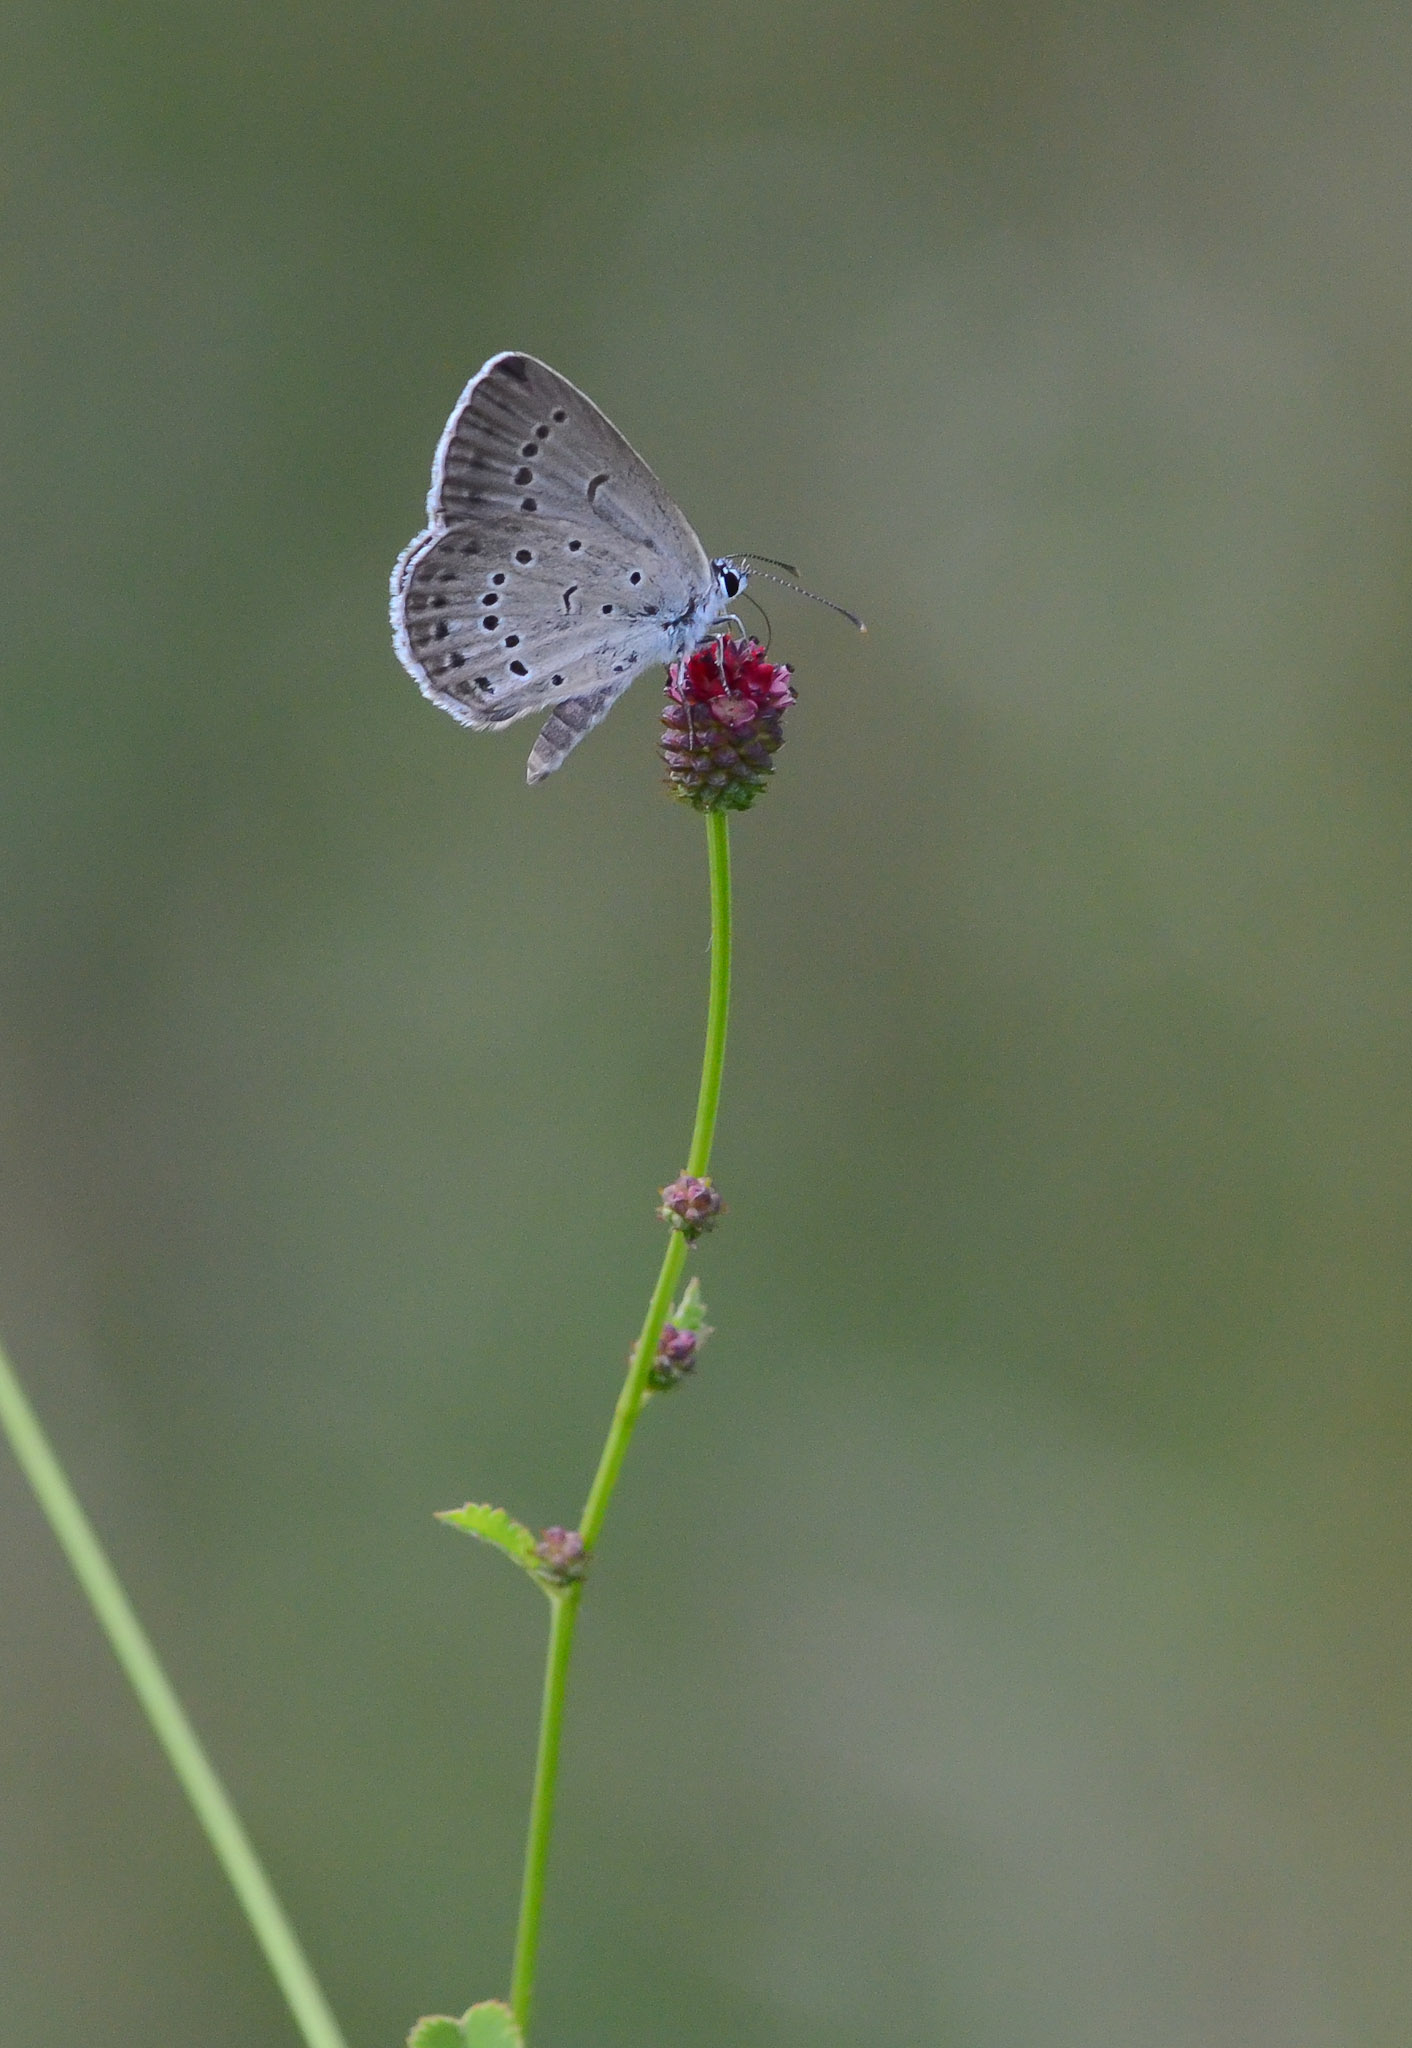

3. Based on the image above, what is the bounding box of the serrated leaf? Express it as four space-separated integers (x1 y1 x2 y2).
437 1501 540 1575
670 1274 709 1332
407 2018 465 2048
460 2001 523 2048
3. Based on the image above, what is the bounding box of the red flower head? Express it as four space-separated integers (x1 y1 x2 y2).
660 636 797 812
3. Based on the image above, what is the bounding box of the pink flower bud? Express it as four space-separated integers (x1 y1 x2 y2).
535 1527 589 1586
657 1174 724 1240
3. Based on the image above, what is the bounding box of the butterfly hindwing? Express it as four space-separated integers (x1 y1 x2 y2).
525 678 636 785
394 515 679 731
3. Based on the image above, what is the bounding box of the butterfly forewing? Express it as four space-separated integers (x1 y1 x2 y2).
430 354 707 568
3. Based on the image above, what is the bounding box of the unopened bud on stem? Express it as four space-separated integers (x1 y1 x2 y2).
658 1174 724 1240
535 1527 589 1586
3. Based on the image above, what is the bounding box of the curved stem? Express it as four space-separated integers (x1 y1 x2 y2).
0 1337 349 2048
580 807 731 1548
509 808 733 2035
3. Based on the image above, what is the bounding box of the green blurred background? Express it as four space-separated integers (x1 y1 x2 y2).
3 3 1412 2043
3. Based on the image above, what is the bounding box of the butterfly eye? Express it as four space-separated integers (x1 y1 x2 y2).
720 567 742 600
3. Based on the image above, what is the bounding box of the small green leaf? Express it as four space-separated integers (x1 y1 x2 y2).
407 2018 466 2048
406 1999 523 2047
670 1274 709 1332
437 1501 540 1576
460 2001 524 2048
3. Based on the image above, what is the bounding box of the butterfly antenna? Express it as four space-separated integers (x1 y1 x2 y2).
735 552 801 577
735 558 866 633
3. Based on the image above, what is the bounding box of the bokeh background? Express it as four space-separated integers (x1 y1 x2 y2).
3 4 1412 2043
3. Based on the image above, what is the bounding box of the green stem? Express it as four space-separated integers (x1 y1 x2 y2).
508 807 733 2036
0 1337 349 2048
687 807 733 1180
509 1587 579 2032
580 807 731 1549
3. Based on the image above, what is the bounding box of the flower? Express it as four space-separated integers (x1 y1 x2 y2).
661 636 796 812
535 1527 589 1585
658 1173 724 1239
649 1320 710 1389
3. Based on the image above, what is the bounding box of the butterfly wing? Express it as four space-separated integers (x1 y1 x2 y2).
525 678 635 785
391 353 720 778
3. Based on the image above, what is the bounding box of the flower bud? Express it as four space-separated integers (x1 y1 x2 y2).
649 1321 707 1389
657 1173 724 1239
661 636 796 812
534 1526 588 1586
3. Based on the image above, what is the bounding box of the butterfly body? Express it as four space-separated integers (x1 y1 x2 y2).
391 352 744 782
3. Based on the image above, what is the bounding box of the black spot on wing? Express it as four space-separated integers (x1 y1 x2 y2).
497 355 530 382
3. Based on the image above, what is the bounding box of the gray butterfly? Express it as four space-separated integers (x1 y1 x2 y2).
390 352 747 783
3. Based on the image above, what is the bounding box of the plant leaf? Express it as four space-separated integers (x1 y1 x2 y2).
460 2000 524 2048
407 2018 466 2048
437 1501 540 1576
670 1274 709 1331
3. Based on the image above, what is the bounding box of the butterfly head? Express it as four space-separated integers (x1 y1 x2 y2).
712 559 749 606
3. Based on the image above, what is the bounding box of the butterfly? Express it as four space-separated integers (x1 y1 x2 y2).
390 352 747 783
